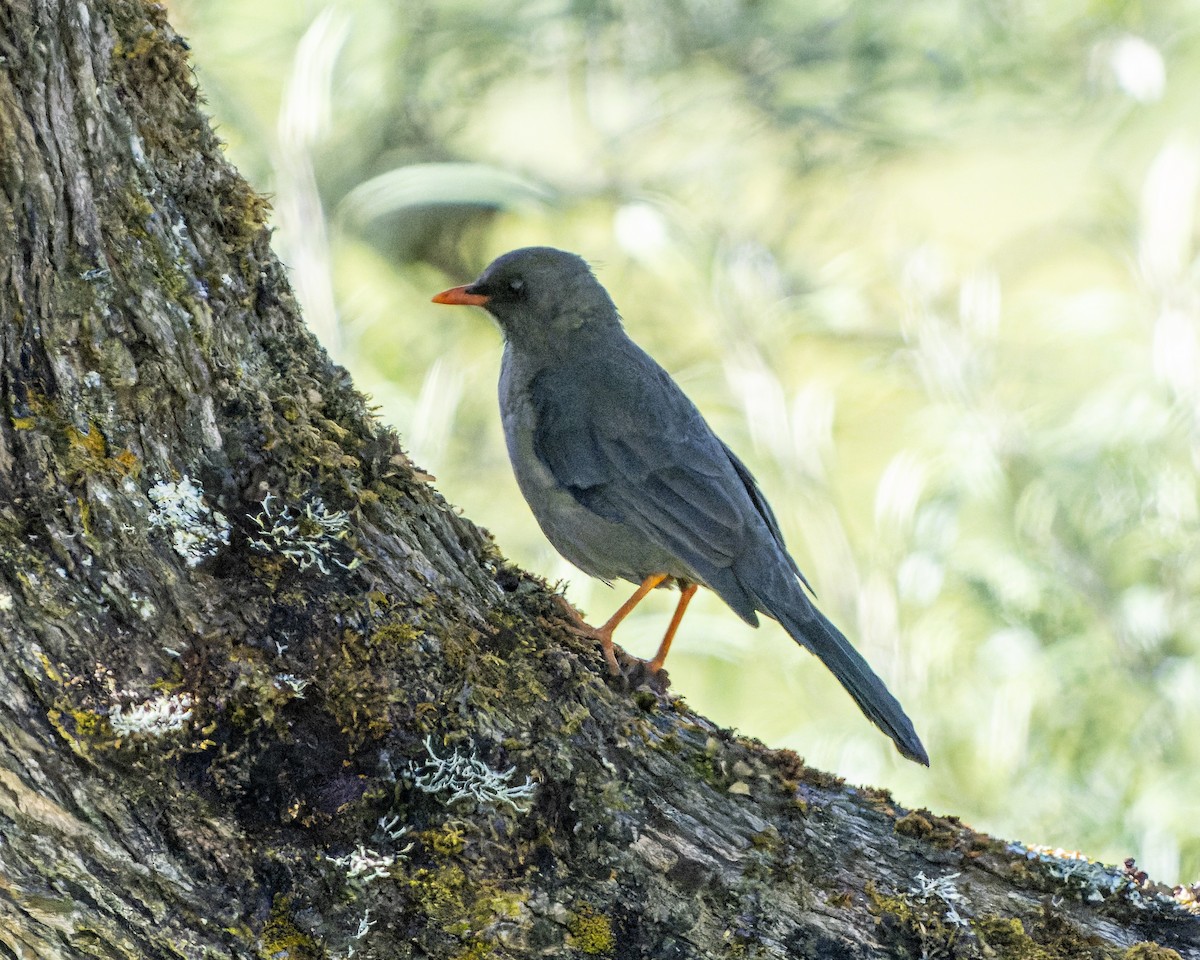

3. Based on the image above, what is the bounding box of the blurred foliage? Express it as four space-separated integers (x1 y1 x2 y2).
171 0 1200 883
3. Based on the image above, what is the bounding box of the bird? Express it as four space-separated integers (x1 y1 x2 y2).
432 246 929 765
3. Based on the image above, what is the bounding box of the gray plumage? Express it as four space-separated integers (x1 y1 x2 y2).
437 246 929 765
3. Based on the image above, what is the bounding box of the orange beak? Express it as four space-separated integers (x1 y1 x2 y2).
432 285 490 306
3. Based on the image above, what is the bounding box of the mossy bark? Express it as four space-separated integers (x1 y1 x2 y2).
0 1 1197 958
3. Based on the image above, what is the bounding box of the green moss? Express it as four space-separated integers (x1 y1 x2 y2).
373 622 422 646
259 895 323 960
687 738 726 787
796 763 844 791
407 866 468 923
866 882 962 959
277 395 302 423
124 189 155 223
894 809 960 847
974 916 1052 959
423 823 467 857
71 709 109 738
450 942 494 960
892 808 1003 859
656 733 682 753
567 906 615 956
558 702 591 735
439 627 479 672
317 628 395 750
858 785 894 806
47 708 104 754
691 752 719 784
971 908 1121 960
1121 944 1183 960
749 827 782 852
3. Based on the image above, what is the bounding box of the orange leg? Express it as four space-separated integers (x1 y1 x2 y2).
593 573 668 674
648 582 698 672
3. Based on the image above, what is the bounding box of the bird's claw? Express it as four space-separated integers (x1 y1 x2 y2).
621 659 671 694
552 594 670 689
552 596 618 670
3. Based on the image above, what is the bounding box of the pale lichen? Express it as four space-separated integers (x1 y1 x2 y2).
109 692 194 738
249 492 361 574
409 735 536 812
1008 842 1188 912
146 475 230 566
353 909 375 940
911 871 971 928
376 814 410 842
330 844 402 886
1174 883 1199 915
274 673 310 697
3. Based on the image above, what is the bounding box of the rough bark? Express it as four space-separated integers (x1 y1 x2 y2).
0 1 1197 958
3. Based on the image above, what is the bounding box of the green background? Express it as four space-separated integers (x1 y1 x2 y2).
171 0 1200 886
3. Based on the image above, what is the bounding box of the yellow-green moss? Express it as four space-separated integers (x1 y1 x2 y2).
38 653 64 684
407 866 468 924
65 422 106 461
1122 945 1183 960
970 909 1120 960
320 629 393 749
422 823 467 857
71 709 109 738
974 916 1051 959
567 906 616 956
476 890 525 921
373 622 421 646
866 882 962 959
31 416 141 487
259 895 322 960
894 809 958 847
224 647 302 732
450 942 494 960
558 702 591 735
749 827 782 852
46 702 126 755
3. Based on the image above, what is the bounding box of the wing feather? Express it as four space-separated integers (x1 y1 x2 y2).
529 341 761 582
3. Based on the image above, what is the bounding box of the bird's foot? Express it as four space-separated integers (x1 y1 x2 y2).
622 658 671 694
553 595 622 675
552 595 671 689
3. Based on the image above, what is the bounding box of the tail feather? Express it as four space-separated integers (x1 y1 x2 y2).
773 599 929 766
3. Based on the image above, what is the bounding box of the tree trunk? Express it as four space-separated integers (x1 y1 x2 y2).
0 1 1196 958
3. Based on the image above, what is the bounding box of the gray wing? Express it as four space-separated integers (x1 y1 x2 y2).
721 444 811 592
529 340 789 621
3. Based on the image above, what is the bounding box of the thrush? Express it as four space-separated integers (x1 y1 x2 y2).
433 246 928 765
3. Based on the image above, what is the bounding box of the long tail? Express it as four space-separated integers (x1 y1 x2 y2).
771 595 929 765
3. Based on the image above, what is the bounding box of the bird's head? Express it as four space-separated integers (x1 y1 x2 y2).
432 246 619 352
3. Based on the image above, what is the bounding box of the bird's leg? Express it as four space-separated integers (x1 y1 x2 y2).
555 574 671 674
647 582 697 673
593 573 668 674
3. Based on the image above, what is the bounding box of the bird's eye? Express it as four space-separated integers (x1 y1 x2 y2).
508 278 525 296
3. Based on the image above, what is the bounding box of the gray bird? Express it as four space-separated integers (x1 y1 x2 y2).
433 246 929 765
